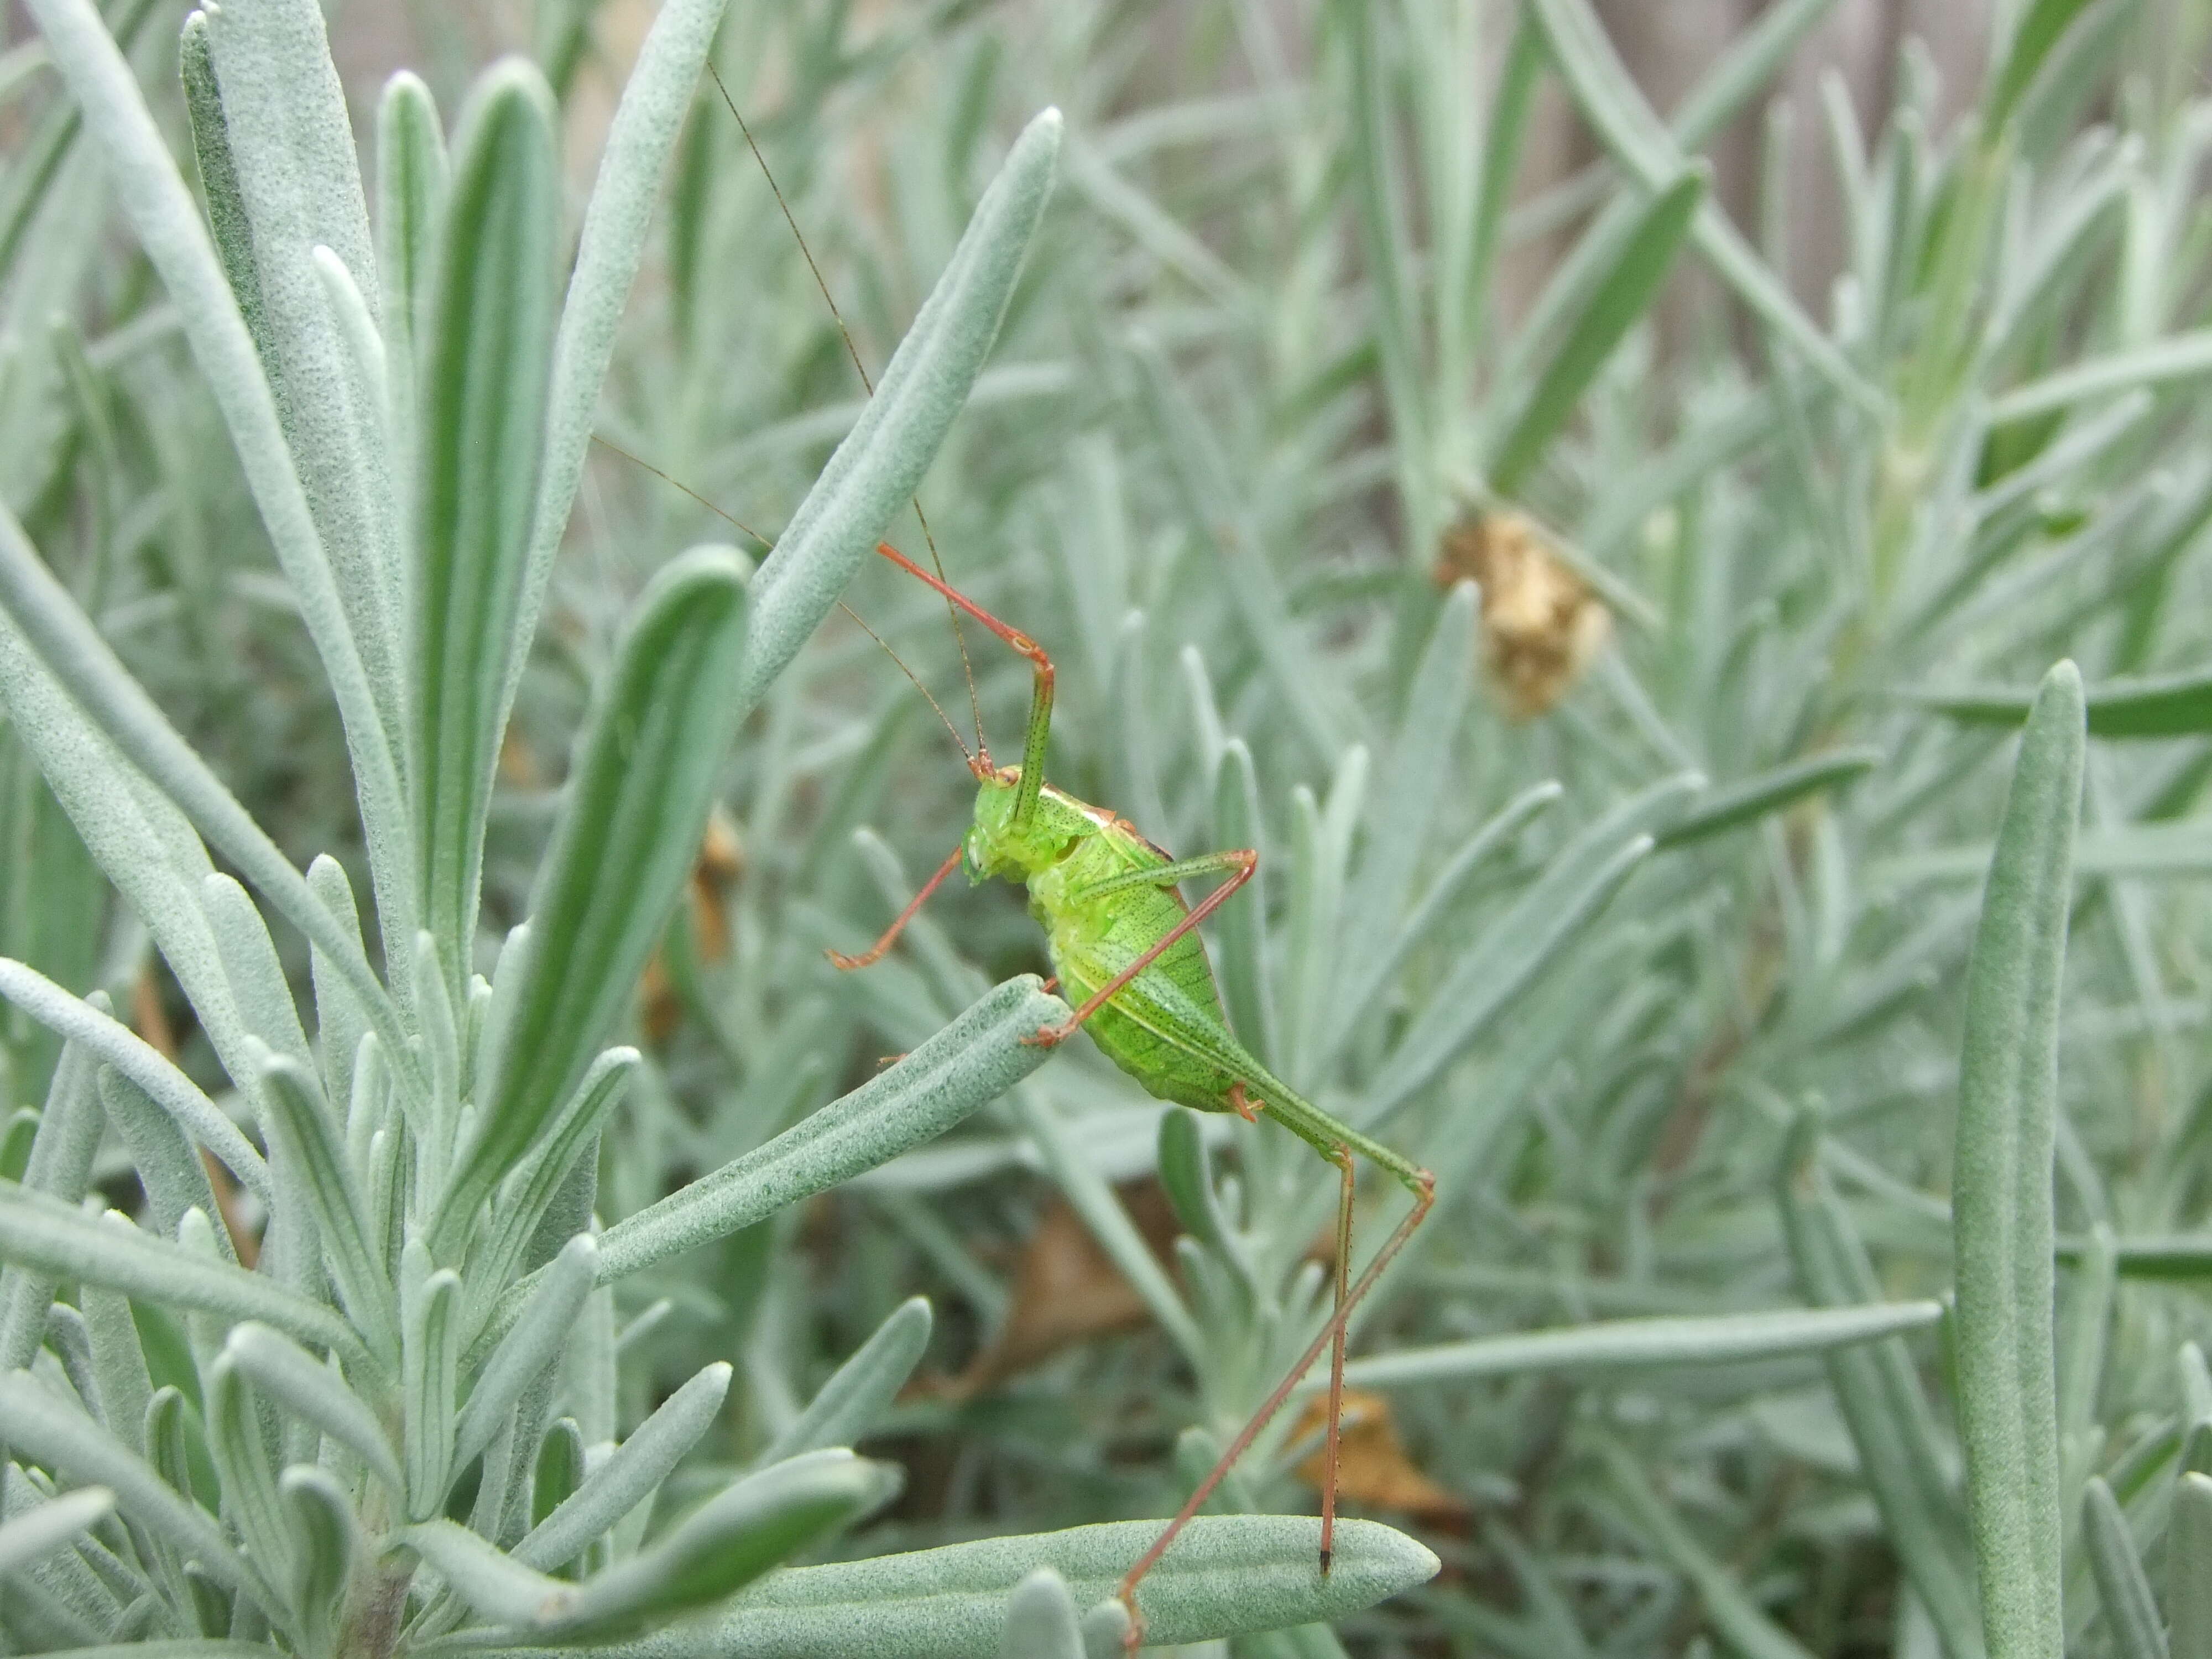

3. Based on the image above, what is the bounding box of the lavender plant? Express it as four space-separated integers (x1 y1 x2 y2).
7 0 2212 1656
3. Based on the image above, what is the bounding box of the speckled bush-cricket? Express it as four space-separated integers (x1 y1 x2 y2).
623 65 1437 1646
822 541 1437 1632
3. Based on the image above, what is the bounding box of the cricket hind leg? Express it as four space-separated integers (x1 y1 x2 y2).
1321 1145 1355 1572
1115 1160 1436 1651
825 841 966 970
1025 849 1257 1047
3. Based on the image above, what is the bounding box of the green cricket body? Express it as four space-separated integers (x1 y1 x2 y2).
962 765 1421 1187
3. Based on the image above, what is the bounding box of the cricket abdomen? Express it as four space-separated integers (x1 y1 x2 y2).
1019 802 1258 1117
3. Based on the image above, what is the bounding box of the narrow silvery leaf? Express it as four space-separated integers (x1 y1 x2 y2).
312 243 390 451
566 1284 617 1457
561 977 1062 1302
82 1280 154 1459
466 1046 632 1334
514 1361 732 1572
1954 662 2081 1659
22 0 418 982
1910 665 2212 739
0 1485 113 1578
0 1183 365 1365
2081 1478 2166 1659
204 1355 292 1589
178 15 265 356
375 72 446 400
203 876 313 1070
1328 780 1563 1058
44 1302 102 1426
401 1516 564 1625
2172 1473 2212 1659
279 1464 358 1644
1368 773 1700 1120
1600 1439 1818 1659
1337 583 1477 1015
0 510 416 1107
223 1324 401 1500
97 1073 231 1264
452 1233 595 1475
508 0 733 731
0 1559 105 1647
543 1451 893 1640
400 1241 461 1517
1211 739 1276 1067
491 1516 1435 1657
411 60 559 983
1488 166 1707 495
305 855 372 1123
254 1051 395 1358
195 0 401 744
1986 0 2100 131
0 1031 100 1369
0 1369 253 1598
1002 1567 1085 1659
1524 0 1872 409
412 932 461 1158
1133 345 1343 764
1156 1113 1243 1281
1990 331 2212 424
1339 1302 1943 1389
735 108 1061 715
757 1297 932 1468
439 551 748 1253
0 958 267 1201
533 1416 584 1531
471 920 535 1114
1655 747 1884 848
1777 1126 1983 1658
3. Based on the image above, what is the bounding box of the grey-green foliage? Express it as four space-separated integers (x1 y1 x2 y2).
0 0 1443 1655
580 1 2212 1656
9 0 2212 1655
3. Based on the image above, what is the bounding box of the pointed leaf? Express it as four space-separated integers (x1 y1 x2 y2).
413 60 560 981
514 1361 731 1573
0 1484 113 1577
223 1323 401 1500
1488 167 1706 496
544 1450 894 1639
487 1516 1435 1657
1954 662 2082 1659
757 1297 931 1468
442 551 747 1248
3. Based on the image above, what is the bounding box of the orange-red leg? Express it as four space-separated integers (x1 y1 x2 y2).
825 842 965 970
1115 1167 1434 1650
1320 1146 1355 1572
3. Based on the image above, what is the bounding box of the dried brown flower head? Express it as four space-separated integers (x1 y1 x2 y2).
1436 510 1611 718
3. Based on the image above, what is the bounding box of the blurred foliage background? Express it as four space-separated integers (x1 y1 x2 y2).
8 0 2212 1653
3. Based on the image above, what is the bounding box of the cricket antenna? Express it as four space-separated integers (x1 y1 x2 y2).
705 59 992 769
589 432 976 769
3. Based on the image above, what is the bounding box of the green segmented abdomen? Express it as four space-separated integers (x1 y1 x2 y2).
1043 897 1252 1115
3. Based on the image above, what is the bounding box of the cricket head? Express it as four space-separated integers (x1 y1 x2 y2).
964 767 1056 882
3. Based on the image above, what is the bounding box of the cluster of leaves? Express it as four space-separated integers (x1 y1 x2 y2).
3 0 2212 1656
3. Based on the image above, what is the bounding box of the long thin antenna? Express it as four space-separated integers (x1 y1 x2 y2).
591 432 975 767
705 59 990 766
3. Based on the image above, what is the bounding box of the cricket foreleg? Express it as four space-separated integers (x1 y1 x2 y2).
1024 850 1257 1047
825 842 966 970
